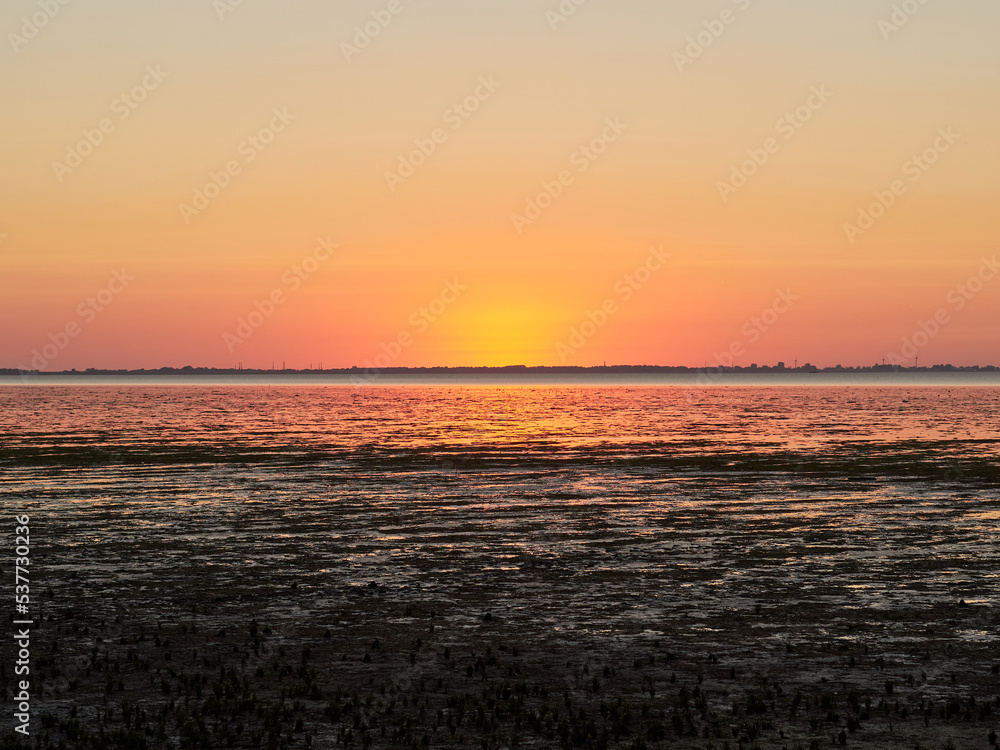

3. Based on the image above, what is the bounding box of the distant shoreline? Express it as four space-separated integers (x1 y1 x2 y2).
3 365 1000 387
3 363 999 377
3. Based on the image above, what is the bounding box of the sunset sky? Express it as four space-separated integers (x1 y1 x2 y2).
2 0 998 370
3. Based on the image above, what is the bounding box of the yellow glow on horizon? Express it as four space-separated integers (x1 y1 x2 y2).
439 300 565 367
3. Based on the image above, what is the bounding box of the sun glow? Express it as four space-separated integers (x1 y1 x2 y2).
444 302 564 367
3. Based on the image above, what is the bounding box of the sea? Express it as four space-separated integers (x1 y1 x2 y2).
2 377 998 620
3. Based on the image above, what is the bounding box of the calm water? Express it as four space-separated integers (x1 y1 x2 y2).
2 385 999 631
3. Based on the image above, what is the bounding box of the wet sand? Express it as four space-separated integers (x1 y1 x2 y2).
2 386 998 748
5 493 998 750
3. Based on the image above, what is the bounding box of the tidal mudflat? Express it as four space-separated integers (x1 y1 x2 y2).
2 385 998 749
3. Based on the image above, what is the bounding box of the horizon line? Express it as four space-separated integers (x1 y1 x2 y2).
5 363 1000 376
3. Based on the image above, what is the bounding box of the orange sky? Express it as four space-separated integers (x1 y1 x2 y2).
2 1 998 370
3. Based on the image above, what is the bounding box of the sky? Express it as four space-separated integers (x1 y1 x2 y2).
2 0 998 370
